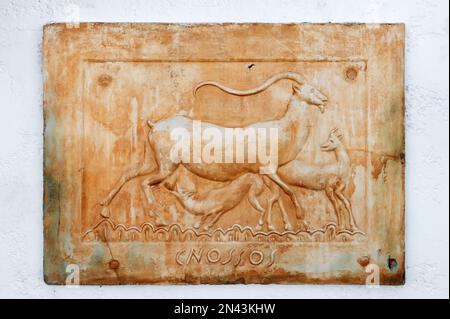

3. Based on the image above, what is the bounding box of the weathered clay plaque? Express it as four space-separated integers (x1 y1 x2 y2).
44 23 405 285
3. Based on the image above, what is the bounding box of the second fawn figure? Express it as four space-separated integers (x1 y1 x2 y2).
165 173 293 231
278 128 358 231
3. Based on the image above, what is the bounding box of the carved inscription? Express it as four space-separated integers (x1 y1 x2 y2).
175 248 277 267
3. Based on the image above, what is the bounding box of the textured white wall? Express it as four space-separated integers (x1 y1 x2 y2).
0 0 448 299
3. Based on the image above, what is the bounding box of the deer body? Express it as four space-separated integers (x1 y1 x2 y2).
149 93 314 179
281 154 351 191
167 173 266 230
164 171 293 231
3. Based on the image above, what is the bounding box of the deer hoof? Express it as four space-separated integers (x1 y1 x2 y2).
296 210 304 220
284 223 293 231
100 207 110 218
193 222 201 229
348 223 359 233
153 213 168 227
155 219 168 227
99 197 109 207
298 220 309 231
268 225 276 232
255 224 263 231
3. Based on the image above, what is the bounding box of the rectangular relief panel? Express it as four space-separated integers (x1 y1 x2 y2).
44 23 405 285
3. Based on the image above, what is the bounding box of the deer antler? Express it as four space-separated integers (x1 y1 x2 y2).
194 72 306 97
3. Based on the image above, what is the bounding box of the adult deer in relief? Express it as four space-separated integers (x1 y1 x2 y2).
99 72 328 229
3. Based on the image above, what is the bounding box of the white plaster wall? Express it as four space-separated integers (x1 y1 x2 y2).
0 0 448 299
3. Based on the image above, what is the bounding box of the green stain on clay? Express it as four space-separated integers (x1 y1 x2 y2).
88 243 108 268
43 174 64 283
128 243 152 267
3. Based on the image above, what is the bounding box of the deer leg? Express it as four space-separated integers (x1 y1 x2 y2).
257 210 267 231
247 176 266 230
325 187 342 228
248 184 265 213
276 196 292 231
267 173 306 228
141 165 176 227
198 213 213 229
264 197 276 231
256 201 269 231
263 177 292 231
335 189 357 231
265 179 278 231
204 210 228 231
332 193 347 230
100 164 155 210
268 173 302 215
256 177 276 231
199 207 224 231
100 142 156 209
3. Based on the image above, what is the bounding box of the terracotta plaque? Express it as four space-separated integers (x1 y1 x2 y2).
44 23 405 285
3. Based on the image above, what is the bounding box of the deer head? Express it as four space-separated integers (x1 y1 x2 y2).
292 83 328 113
320 128 344 151
174 183 196 200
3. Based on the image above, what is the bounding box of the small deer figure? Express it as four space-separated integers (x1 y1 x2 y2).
278 128 358 231
166 173 266 231
165 173 293 231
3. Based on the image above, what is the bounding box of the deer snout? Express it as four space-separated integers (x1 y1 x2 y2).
314 94 328 113
317 104 326 113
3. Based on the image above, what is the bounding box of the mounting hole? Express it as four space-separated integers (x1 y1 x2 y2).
387 257 398 272
109 259 120 270
357 256 371 268
98 74 113 87
345 67 358 81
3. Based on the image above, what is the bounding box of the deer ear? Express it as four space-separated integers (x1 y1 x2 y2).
335 129 344 140
292 84 301 94
292 83 301 91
